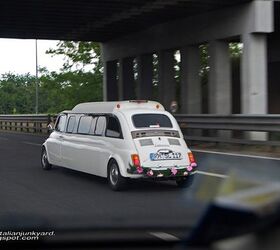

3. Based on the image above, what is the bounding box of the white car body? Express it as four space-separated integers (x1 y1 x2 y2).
43 101 197 182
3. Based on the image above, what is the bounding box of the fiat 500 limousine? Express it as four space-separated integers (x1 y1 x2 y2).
41 100 197 190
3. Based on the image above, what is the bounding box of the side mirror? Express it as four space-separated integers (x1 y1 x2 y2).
47 124 54 133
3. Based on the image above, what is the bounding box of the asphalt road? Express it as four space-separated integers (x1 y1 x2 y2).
0 132 280 242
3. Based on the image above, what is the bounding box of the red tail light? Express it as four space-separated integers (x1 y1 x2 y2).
188 152 195 163
131 154 141 167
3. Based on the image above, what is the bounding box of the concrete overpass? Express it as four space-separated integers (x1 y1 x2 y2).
0 0 279 116
101 0 277 117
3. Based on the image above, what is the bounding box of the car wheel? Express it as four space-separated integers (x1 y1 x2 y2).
176 175 194 188
108 160 127 191
41 147 52 170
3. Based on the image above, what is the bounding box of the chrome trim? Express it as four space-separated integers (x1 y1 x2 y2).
131 130 180 139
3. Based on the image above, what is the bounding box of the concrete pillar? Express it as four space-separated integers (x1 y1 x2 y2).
119 57 135 100
241 33 268 114
241 33 268 140
209 40 232 138
103 60 118 101
209 40 232 114
137 54 153 100
158 50 175 110
180 45 201 114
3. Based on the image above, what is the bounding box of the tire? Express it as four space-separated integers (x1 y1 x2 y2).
108 160 127 191
41 147 52 170
176 175 194 188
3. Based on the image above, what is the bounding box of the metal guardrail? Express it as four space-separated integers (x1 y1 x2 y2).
0 114 280 146
0 114 55 134
175 114 280 132
175 114 280 146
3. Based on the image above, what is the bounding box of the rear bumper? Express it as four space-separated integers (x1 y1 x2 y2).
127 163 197 178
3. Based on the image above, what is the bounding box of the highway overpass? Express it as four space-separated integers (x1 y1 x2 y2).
0 0 280 117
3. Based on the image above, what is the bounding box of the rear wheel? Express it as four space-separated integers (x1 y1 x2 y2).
41 147 52 170
108 160 127 191
176 175 194 188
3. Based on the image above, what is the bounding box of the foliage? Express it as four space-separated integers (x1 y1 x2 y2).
229 42 242 58
39 69 102 113
46 41 102 72
0 69 102 114
0 73 37 114
0 41 103 114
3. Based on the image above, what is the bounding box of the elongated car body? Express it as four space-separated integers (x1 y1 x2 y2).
42 101 197 190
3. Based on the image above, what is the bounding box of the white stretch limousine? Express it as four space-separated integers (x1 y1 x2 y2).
41 100 197 190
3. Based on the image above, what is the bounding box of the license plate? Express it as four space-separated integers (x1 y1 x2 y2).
150 150 182 161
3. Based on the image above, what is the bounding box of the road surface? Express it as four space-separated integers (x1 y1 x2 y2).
0 132 279 242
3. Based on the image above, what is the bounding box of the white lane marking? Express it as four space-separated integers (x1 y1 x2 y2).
195 170 228 179
149 232 179 241
193 149 280 161
22 141 42 146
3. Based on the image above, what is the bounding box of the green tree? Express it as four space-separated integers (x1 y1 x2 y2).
0 41 103 114
42 41 103 113
39 69 102 113
0 73 37 114
46 41 102 73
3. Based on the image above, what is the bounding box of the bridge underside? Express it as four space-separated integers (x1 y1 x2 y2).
0 0 280 116
0 0 250 41
102 0 280 117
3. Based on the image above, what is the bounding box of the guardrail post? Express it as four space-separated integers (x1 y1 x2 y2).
34 121 38 133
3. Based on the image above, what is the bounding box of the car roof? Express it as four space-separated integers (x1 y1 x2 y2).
70 100 165 114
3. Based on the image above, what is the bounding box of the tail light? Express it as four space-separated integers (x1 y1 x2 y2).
188 152 195 163
188 152 197 169
131 154 141 167
131 154 143 174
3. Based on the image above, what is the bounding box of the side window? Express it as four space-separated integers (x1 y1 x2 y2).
55 115 67 132
95 116 106 136
78 116 93 134
66 116 76 133
89 117 98 135
106 116 122 138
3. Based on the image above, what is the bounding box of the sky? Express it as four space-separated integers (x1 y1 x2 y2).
0 38 65 75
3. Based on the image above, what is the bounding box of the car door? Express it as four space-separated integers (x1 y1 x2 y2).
47 114 67 166
88 115 107 177
62 115 100 175
60 114 79 169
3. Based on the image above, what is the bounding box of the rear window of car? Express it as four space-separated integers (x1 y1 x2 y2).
132 114 173 128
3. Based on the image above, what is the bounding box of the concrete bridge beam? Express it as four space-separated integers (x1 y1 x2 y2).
136 54 153 100
241 33 268 140
158 50 176 110
208 40 232 138
241 33 268 115
119 57 135 100
209 40 232 115
103 60 118 101
180 45 201 114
